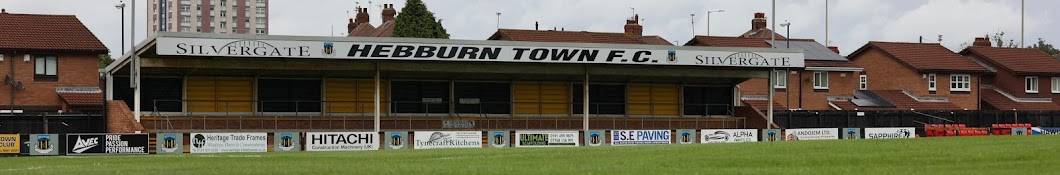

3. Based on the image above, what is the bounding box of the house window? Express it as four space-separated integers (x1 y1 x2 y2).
1026 76 1039 93
34 55 58 81
859 75 867 90
813 71 829 89
928 73 937 91
773 70 786 89
950 74 971 92
1053 77 1060 93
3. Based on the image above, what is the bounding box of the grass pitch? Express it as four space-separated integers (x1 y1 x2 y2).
2 135 1058 175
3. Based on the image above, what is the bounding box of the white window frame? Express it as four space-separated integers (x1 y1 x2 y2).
859 75 867 90
950 74 971 92
813 71 829 90
773 70 787 89
34 55 57 76
928 73 937 91
1053 77 1060 93
1026 76 1039 93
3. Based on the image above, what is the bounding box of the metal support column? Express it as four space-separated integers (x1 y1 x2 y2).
767 68 775 129
374 66 381 132
583 71 590 131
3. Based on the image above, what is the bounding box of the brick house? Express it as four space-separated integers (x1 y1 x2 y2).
0 9 107 114
346 4 398 37
959 37 1060 110
684 12 863 111
487 14 672 45
845 41 991 110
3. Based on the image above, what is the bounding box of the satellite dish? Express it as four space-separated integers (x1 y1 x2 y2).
15 81 23 90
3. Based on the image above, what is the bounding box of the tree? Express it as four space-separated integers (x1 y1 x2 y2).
1027 38 1059 57
990 31 1020 48
98 54 114 69
393 0 449 39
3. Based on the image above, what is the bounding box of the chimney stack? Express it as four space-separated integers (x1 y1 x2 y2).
751 12 767 31
347 18 356 34
623 14 643 36
1 9 6 14
827 46 840 53
381 4 396 23
355 7 370 26
972 37 991 47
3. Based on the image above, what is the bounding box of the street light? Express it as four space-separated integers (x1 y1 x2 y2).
780 20 791 48
115 1 125 53
706 10 724 36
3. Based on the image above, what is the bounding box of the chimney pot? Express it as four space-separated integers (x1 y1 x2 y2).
535 21 539 30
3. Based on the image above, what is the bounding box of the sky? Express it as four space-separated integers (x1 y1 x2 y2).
0 0 1055 56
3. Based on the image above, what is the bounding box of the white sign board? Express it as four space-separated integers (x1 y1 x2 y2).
784 128 839 141
700 129 758 143
306 132 379 151
610 130 671 146
156 37 804 68
413 131 483 149
514 131 579 147
190 133 268 153
864 128 916 139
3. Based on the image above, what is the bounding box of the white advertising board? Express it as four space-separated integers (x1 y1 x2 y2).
413 131 483 149
700 129 759 143
784 128 839 141
306 132 379 151
514 131 579 147
190 133 268 153
863 128 916 139
156 37 804 68
610 130 671 146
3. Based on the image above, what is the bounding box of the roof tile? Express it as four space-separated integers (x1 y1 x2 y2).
0 12 107 52
856 42 988 73
981 89 1060 110
488 29 672 45
870 90 961 110
58 92 103 106
962 46 1060 75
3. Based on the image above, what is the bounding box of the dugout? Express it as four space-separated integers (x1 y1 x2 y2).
104 32 804 131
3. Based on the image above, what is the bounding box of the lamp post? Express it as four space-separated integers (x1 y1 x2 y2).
706 10 724 36
780 20 791 48
115 1 125 53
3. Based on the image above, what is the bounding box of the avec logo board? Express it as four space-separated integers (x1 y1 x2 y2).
611 130 671 146
66 134 149 155
306 132 379 151
514 131 579 147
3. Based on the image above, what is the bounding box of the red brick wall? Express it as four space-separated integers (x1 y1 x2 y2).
107 100 144 133
739 70 860 110
852 48 980 110
0 52 100 108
